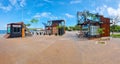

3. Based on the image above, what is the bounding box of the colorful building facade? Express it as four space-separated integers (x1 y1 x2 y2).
77 11 110 38
45 20 65 35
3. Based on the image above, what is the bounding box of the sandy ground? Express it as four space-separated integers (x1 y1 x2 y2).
0 34 5 38
0 31 120 64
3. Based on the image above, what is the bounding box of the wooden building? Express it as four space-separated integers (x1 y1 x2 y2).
100 16 110 37
46 20 65 35
5 22 31 38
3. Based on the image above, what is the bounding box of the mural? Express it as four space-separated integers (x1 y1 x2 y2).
77 11 100 24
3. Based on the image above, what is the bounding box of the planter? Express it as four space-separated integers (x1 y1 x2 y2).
97 41 106 44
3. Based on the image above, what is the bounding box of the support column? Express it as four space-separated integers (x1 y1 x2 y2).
22 28 25 38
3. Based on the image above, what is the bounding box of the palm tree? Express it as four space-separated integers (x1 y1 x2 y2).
30 18 39 24
25 23 31 27
30 18 39 29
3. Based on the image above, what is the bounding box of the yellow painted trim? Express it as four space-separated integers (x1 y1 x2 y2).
22 28 25 38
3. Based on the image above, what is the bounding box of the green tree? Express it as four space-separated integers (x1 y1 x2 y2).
69 26 74 31
74 25 81 30
29 18 39 29
97 28 104 37
30 18 39 23
65 26 68 31
110 16 120 34
57 25 64 29
25 23 31 27
110 25 120 32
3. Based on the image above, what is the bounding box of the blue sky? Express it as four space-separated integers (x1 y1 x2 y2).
0 0 120 30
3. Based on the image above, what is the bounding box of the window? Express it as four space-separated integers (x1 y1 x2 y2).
13 27 21 33
90 26 99 36
7 27 10 33
78 15 85 24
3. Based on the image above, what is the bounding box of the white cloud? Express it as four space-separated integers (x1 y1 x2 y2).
33 12 66 20
95 4 120 18
9 0 26 7
0 25 6 30
44 0 53 3
107 4 120 24
9 0 17 6
70 0 81 4
107 9 120 24
105 0 113 2
25 19 30 21
33 13 41 18
41 12 51 17
33 12 59 20
107 4 120 17
0 3 12 11
0 0 26 11
107 7 118 17
94 4 120 24
119 4 120 7
20 0 26 7
95 5 107 15
65 13 74 18
49 16 58 20
33 12 51 18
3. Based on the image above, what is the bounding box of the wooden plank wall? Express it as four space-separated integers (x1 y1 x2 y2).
52 27 58 35
100 16 110 37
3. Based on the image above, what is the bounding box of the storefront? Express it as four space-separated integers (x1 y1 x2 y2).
7 22 25 38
